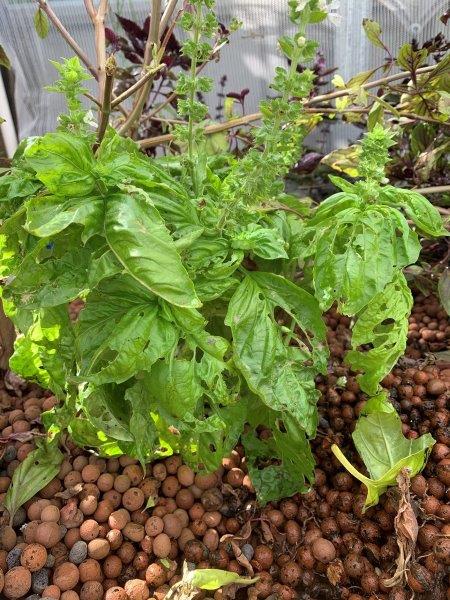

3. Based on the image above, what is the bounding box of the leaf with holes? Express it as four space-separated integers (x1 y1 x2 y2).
345 272 413 395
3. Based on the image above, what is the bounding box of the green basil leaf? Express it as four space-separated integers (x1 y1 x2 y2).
24 133 97 197
243 407 315 505
125 380 159 470
311 206 419 314
76 275 177 384
34 7 49 38
226 275 324 436
345 272 413 395
104 193 201 308
10 306 75 397
4 439 63 523
82 385 134 442
332 392 435 508
380 187 448 237
146 358 203 420
231 224 288 260
25 195 104 242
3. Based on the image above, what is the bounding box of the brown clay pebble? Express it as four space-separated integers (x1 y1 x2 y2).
0 526 17 551
80 520 100 542
20 543 47 571
145 516 164 537
87 539 110 560
153 534 171 558
311 538 336 564
105 587 128 600
53 562 80 591
42 584 61 599
41 505 60 523
80 581 104 600
145 563 167 587
61 592 79 600
124 579 150 600
81 465 101 483
78 559 102 583
36 522 61 548
122 488 145 512
3 566 32 598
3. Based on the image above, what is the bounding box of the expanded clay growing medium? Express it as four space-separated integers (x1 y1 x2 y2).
0 296 449 600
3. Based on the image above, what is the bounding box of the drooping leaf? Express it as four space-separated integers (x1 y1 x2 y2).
226 274 326 436
332 393 435 508
345 272 413 395
34 7 50 39
76 274 177 383
82 385 134 442
243 407 315 504
125 380 158 470
321 145 361 177
396 43 428 73
24 133 97 196
9 306 75 397
104 193 201 308
4 439 63 524
438 269 450 316
188 569 259 590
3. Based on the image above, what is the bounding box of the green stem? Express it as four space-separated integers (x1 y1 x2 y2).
331 444 372 487
187 4 202 168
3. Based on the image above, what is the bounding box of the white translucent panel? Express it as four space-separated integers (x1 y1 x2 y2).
0 0 448 148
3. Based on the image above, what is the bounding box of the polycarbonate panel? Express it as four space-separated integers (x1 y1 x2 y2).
0 0 448 148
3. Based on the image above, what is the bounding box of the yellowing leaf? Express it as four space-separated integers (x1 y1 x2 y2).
332 74 346 89
346 68 377 89
188 569 259 590
335 96 350 111
321 145 361 177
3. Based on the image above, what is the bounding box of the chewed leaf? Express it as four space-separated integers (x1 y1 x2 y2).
4 439 63 524
332 393 434 508
380 187 449 238
188 568 259 590
345 272 413 394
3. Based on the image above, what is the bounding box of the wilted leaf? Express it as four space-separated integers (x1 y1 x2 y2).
4 439 63 524
438 269 450 316
34 7 50 39
188 568 258 590
332 393 435 508
396 43 427 72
